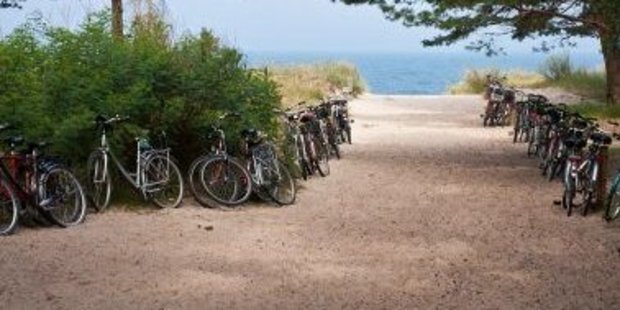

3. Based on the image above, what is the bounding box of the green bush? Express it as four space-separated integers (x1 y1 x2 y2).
0 11 281 174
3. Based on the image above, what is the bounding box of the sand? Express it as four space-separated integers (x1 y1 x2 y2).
1 94 619 309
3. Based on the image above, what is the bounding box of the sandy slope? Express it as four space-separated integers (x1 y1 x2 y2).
1 94 619 309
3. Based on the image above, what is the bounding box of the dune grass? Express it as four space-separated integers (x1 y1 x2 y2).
449 54 606 103
268 62 366 107
448 69 547 94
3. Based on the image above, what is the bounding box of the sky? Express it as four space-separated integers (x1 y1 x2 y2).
0 0 602 55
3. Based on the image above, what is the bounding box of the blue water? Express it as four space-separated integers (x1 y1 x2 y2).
246 51 603 95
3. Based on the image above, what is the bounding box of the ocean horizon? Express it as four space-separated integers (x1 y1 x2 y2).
245 50 603 95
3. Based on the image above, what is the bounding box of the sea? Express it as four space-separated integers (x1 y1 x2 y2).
245 51 603 95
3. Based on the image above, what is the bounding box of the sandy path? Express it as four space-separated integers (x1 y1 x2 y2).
1 94 620 309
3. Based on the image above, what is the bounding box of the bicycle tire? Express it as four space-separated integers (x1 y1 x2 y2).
144 154 184 209
315 142 330 177
547 159 561 182
527 136 537 157
512 118 520 143
200 156 252 206
563 175 575 216
605 180 620 221
267 161 296 206
0 179 19 235
188 156 217 208
86 151 112 212
39 167 87 227
345 126 352 144
331 142 341 160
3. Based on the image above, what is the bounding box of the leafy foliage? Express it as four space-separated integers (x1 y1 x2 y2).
0 11 281 171
335 1 619 54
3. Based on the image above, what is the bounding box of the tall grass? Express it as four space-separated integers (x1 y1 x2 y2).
268 62 366 107
537 54 607 101
448 68 547 94
449 54 606 102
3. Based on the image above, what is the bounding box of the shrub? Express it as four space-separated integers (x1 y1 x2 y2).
0 11 281 175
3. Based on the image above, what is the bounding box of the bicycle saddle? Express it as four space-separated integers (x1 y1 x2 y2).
564 138 587 150
3 136 24 148
241 128 263 145
29 141 50 148
0 123 13 132
590 132 612 145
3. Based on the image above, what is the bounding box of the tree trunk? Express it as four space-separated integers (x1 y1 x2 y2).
112 0 123 39
599 16 620 105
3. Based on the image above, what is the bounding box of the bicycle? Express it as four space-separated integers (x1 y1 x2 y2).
562 129 611 217
0 124 86 235
241 127 296 206
282 108 312 180
315 102 341 159
604 121 620 222
86 115 184 211
333 99 352 144
187 112 252 207
299 108 330 177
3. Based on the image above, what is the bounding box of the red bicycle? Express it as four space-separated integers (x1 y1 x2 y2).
0 124 86 235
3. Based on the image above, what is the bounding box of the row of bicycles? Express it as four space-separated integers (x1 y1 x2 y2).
0 98 354 235
490 87 620 221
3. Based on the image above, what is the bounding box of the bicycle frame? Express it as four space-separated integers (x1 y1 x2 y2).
95 128 171 196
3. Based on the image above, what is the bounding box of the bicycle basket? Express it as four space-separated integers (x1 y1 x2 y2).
251 143 276 162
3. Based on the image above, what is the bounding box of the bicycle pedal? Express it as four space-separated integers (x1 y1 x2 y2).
38 198 53 210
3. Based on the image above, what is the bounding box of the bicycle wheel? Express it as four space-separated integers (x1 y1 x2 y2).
267 161 296 206
345 126 352 144
547 159 561 182
86 151 112 212
315 141 330 177
39 167 87 227
331 141 341 160
0 179 19 235
188 156 217 208
527 132 537 157
512 115 520 143
605 180 620 221
144 155 184 208
250 162 274 203
562 165 576 216
200 157 251 206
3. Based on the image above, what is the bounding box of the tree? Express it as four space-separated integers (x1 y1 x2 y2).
112 0 123 38
1 0 124 39
0 0 22 8
337 1 620 104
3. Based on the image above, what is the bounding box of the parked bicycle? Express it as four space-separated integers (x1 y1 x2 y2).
85 115 184 211
241 127 296 205
604 121 620 222
188 112 252 208
562 128 611 216
0 124 86 235
482 76 516 127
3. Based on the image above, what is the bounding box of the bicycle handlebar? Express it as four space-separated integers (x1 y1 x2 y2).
94 114 130 127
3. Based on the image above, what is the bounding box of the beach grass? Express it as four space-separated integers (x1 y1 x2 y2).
449 54 606 103
448 69 547 94
268 62 366 107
